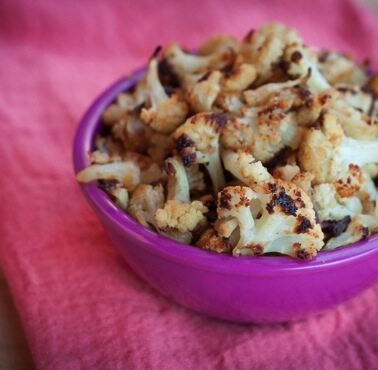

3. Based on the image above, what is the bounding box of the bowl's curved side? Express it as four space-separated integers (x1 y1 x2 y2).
100 213 378 323
73 73 378 323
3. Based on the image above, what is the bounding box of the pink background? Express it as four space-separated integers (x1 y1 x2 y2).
1 0 378 368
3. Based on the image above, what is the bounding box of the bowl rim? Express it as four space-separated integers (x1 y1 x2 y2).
73 68 378 276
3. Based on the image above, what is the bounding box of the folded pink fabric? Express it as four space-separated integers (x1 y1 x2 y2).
1 0 378 368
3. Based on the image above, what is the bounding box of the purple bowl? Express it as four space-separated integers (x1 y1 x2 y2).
73 69 378 324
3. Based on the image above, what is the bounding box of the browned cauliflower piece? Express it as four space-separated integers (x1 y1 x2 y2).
140 57 188 134
317 51 369 86
165 156 205 202
323 215 374 250
186 71 222 112
215 183 324 259
222 63 257 93
155 200 208 243
76 161 140 190
298 113 378 197
325 88 378 139
172 112 227 193
221 149 272 185
111 113 152 154
197 34 239 56
240 23 303 84
128 184 165 228
195 228 232 253
221 99 303 163
164 43 235 79
272 164 314 197
283 43 330 92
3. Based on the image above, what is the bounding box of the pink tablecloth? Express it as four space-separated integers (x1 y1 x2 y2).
1 0 378 369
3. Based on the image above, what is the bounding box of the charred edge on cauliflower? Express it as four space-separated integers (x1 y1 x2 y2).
265 183 299 216
294 243 312 261
200 195 218 223
291 51 303 63
295 215 312 233
158 58 181 91
190 112 228 131
321 216 351 239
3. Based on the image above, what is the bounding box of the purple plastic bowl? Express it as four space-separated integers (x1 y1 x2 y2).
73 69 378 324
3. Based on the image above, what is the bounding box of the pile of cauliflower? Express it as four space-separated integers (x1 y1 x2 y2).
77 23 378 260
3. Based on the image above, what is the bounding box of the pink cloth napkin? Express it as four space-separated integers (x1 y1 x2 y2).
1 0 378 368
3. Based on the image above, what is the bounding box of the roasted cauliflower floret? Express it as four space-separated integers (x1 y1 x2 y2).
165 156 205 202
155 200 208 243
222 63 257 93
326 91 378 139
186 70 222 112
222 149 272 185
140 57 188 133
128 184 165 228
324 215 371 250
215 183 324 259
164 43 235 79
299 112 378 197
283 43 330 92
221 101 302 163
195 228 232 253
111 113 152 154
317 51 369 86
197 34 239 56
240 22 303 84
243 77 306 107
98 181 130 210
273 164 314 196
313 183 363 221
76 161 140 190
172 112 227 193
313 182 378 243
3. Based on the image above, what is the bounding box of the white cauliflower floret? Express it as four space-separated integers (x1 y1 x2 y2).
128 184 165 228
325 91 378 140
215 183 324 259
312 183 363 221
165 156 205 202
273 164 314 196
317 51 368 86
313 182 378 246
76 161 140 190
243 76 307 107
298 113 377 197
102 104 127 125
197 34 239 56
155 200 208 243
109 187 129 210
172 112 227 193
221 149 272 185
240 23 303 84
146 131 174 165
140 57 188 133
221 101 302 163
195 228 232 253
222 63 257 93
283 43 331 92
324 215 371 250
186 71 222 112
111 113 152 154
164 43 235 79
215 92 245 114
